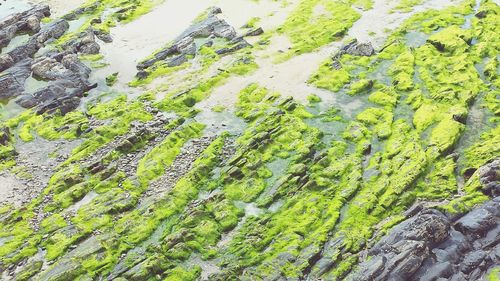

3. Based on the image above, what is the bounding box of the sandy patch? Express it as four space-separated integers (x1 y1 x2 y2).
28 0 85 17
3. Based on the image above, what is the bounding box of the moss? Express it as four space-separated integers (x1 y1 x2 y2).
463 126 500 171
163 266 200 281
212 105 226 112
309 58 355 92
429 118 464 153
64 97 152 164
356 108 393 139
439 191 489 214
368 90 398 108
307 94 322 104
412 103 439 132
353 0 374 10
136 122 205 186
245 17 261 28
40 214 67 233
427 25 472 54
414 156 457 199
276 0 360 60
348 79 374 95
105 72 119 86
36 112 89 140
388 49 414 91
486 267 500 281
16 260 43 281
392 0 424 13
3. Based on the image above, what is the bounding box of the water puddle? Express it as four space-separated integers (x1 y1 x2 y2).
194 108 247 136
366 60 393 85
0 0 32 20
24 74 49 93
462 0 482 30
67 15 89 33
234 201 265 217
0 99 25 120
265 157 290 185
268 199 284 213
2 34 30 53
405 30 429 48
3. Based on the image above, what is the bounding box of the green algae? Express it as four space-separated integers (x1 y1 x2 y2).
276 0 361 60
392 0 424 13
1 0 499 280
137 122 205 186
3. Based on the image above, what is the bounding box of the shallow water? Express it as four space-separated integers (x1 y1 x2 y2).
2 34 30 53
28 0 85 17
0 0 31 20
194 108 247 136
95 0 287 87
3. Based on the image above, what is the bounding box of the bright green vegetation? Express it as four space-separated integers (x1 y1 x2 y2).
136 122 205 186
55 0 164 46
392 0 425 13
276 0 362 60
0 0 499 280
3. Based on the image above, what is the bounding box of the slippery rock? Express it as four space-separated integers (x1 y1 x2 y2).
478 159 500 197
0 58 32 99
136 7 251 78
349 196 500 281
0 5 50 48
332 39 375 69
0 126 10 145
341 39 375 56
0 6 98 116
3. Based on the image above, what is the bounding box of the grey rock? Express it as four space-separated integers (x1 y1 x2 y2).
455 208 495 237
349 193 499 281
478 159 500 197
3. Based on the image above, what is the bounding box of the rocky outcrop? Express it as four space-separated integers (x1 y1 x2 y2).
0 5 50 49
0 6 103 115
478 159 500 197
0 19 69 72
136 7 254 79
332 39 375 69
349 196 500 281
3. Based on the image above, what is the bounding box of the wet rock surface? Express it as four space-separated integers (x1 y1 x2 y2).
1 0 499 280
332 38 375 69
0 5 50 49
349 196 500 281
0 6 99 115
136 7 254 79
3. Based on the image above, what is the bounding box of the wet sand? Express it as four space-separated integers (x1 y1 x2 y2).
28 0 85 17
199 0 462 110
97 0 297 87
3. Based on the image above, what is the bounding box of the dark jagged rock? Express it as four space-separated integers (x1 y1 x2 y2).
216 39 252 55
243 27 264 37
0 6 101 115
478 159 500 197
135 7 251 79
341 39 375 56
0 126 10 145
1 19 69 70
0 5 50 48
0 58 32 99
332 39 375 69
349 197 500 281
